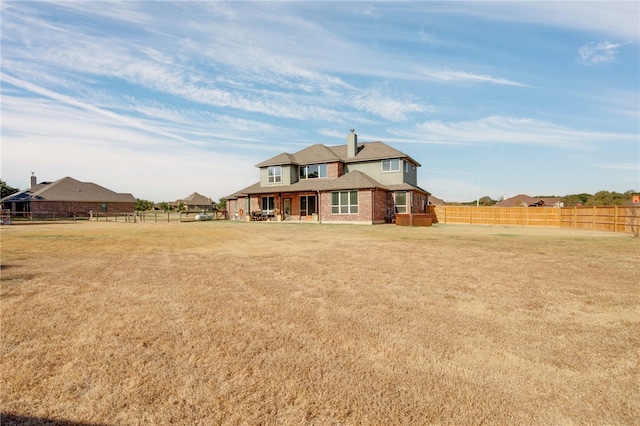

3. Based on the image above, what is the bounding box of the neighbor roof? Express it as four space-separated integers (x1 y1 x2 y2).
1 176 135 203
177 192 212 205
495 194 562 207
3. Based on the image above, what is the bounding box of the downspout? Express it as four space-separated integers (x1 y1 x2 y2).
316 190 320 223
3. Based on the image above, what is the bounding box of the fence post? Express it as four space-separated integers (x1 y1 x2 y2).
614 206 618 233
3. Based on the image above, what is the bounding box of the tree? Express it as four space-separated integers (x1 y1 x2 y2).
156 202 173 212
478 196 496 206
217 198 227 210
135 198 154 212
562 193 591 206
586 190 629 206
0 180 20 198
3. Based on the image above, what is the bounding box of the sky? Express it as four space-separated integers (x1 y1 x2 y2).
1 1 639 203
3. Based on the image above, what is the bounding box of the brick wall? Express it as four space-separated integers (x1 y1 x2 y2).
412 192 428 213
227 199 239 218
327 162 343 178
319 189 375 223
31 201 135 217
373 189 394 223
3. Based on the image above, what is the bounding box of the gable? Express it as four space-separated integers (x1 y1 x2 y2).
256 153 296 168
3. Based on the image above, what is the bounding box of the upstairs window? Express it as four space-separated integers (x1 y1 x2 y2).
267 166 282 183
382 159 401 172
299 164 327 179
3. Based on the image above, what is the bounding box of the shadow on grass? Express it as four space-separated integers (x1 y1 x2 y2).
0 413 108 426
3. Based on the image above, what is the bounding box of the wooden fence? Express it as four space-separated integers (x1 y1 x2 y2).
430 205 640 234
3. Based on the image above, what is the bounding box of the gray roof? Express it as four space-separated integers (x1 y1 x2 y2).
495 194 563 207
177 192 212 205
1 176 135 203
256 141 421 168
227 171 430 198
328 141 421 166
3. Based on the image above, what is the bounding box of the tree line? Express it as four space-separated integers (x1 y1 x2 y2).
453 190 638 207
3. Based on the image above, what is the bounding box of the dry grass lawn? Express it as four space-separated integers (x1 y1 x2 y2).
1 221 638 425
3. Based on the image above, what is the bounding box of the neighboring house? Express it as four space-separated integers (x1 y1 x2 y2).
428 195 445 206
174 192 215 211
0 175 135 217
495 194 563 207
226 130 430 224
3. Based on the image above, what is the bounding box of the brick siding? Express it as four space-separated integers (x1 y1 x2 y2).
31 201 135 217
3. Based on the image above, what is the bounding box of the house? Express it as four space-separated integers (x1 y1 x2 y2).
495 194 563 208
0 175 136 218
428 195 445 206
174 192 215 211
226 130 430 224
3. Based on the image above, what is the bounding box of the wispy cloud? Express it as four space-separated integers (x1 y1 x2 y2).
1 94 262 200
2 2 637 201
579 41 629 64
452 2 639 41
1 73 199 146
388 116 638 148
351 87 431 122
596 163 640 171
417 68 530 87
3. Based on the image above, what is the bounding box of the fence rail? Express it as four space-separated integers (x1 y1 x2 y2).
430 205 639 234
0 210 229 224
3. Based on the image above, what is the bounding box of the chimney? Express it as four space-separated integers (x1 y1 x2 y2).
347 129 357 158
30 172 37 188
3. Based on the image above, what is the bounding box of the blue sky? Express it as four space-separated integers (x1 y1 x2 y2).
1 1 638 203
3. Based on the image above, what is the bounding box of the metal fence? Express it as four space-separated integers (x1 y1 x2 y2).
0 210 229 224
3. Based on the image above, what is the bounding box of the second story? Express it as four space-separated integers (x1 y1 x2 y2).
255 130 421 189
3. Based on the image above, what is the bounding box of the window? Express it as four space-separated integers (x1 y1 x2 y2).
300 195 316 216
331 190 359 214
382 159 401 172
267 166 281 183
261 196 275 214
404 161 410 173
394 191 407 214
299 163 327 179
